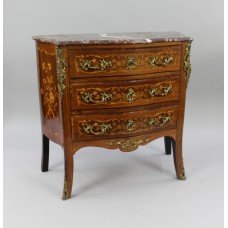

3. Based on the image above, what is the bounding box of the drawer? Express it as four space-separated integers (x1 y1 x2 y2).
71 105 178 141
69 46 181 78
70 77 180 110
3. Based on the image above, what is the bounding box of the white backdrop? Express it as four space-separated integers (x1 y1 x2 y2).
4 0 224 228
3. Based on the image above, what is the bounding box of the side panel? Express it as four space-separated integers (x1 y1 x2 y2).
36 42 63 145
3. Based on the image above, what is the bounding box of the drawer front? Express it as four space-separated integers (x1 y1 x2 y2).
71 106 178 141
69 46 181 78
71 77 180 110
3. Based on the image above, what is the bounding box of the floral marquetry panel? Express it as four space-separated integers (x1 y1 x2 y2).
37 42 63 145
40 62 58 118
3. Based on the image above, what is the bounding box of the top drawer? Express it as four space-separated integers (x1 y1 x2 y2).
69 46 181 78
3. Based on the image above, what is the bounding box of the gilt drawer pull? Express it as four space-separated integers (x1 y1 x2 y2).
149 83 173 97
148 113 172 126
126 56 136 70
127 120 135 132
80 59 112 71
125 88 137 103
82 92 112 103
149 54 174 67
83 123 112 135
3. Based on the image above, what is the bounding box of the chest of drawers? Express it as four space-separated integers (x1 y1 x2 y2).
33 32 192 200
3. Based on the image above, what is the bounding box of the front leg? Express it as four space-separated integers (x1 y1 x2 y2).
62 149 74 200
172 138 186 180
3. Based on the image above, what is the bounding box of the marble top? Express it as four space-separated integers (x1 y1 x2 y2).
32 32 192 45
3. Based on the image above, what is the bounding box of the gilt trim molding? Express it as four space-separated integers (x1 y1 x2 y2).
56 46 67 97
183 43 192 88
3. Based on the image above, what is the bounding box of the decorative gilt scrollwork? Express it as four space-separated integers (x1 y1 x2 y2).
149 54 174 67
126 56 136 70
82 92 112 104
149 83 173 97
148 113 172 127
80 59 112 71
83 123 112 135
183 43 192 88
56 47 67 97
125 88 137 103
106 137 151 152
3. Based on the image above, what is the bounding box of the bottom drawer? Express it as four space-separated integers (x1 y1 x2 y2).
71 105 178 141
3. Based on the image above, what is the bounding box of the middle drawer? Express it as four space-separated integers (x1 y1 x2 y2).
70 77 180 110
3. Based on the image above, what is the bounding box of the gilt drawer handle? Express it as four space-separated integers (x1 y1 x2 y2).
125 88 137 103
82 92 112 104
148 113 172 126
149 84 173 97
126 56 136 70
83 123 112 135
149 54 174 67
80 59 112 71
127 120 135 132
